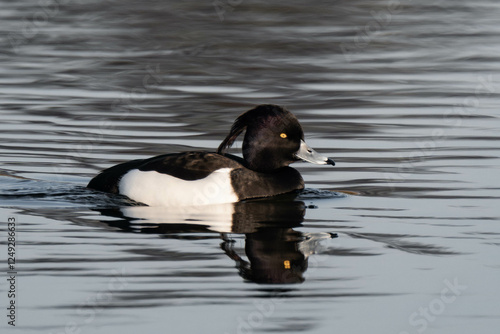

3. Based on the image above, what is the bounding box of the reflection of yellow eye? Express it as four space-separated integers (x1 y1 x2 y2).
280 133 287 139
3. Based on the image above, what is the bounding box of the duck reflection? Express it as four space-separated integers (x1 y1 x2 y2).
222 227 308 284
95 197 336 284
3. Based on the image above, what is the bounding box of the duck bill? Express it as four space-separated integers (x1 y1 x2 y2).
295 140 335 166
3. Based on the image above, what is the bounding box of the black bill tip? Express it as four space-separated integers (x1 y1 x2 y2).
326 158 335 166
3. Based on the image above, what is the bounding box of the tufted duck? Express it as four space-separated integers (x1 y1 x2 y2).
87 104 334 206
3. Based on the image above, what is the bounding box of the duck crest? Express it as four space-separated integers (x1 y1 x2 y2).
217 104 298 155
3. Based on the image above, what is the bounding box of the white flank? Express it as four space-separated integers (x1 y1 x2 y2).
120 204 235 233
118 168 238 206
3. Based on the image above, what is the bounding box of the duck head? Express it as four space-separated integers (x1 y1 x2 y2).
217 105 335 172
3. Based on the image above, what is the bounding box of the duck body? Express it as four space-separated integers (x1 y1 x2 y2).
87 105 334 206
87 151 304 206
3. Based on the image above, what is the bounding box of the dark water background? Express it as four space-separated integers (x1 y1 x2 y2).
1 0 500 333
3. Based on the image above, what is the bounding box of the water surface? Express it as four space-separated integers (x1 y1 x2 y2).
1 0 500 333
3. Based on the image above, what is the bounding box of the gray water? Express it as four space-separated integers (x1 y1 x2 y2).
1 0 500 333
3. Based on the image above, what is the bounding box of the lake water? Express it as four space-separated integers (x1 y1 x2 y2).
1 0 500 333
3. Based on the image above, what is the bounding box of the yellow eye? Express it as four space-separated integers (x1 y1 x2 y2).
280 133 287 139
284 260 291 269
